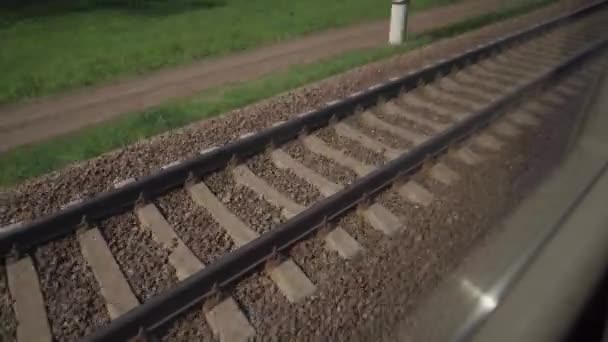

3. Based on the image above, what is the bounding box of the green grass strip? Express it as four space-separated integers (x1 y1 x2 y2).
0 0 557 188
0 0 461 105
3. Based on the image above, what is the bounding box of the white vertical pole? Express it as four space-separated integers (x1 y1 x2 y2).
389 0 409 45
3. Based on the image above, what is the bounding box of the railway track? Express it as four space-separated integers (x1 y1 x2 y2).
1 2 608 341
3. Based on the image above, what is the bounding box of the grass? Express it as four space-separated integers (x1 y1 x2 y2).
0 0 558 188
424 0 555 39
0 0 460 105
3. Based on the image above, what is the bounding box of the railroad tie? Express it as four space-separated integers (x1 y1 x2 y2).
78 228 139 319
359 111 430 145
429 163 460 186
528 34 584 49
61 179 142 321
473 133 503 151
297 135 406 235
511 46 565 65
482 55 540 77
323 227 364 259
439 75 502 102
399 93 466 121
51 179 139 320
519 40 581 60
497 51 549 71
563 75 589 89
333 122 404 160
272 149 403 236
521 100 555 116
466 63 520 84
531 38 584 57
469 64 524 87
449 72 505 100
360 203 404 236
507 110 540 127
423 84 485 110
497 52 555 73
267 260 316 303
541 91 570 108
476 60 530 82
491 120 522 138
451 147 483 166
555 82 583 98
204 297 255 342
233 163 364 257
271 149 343 197
188 182 259 247
6 257 53 342
136 204 204 280
302 135 375 177
187 181 316 302
397 181 434 207
380 101 448 132
134 193 254 341
232 164 304 219
551 71 587 95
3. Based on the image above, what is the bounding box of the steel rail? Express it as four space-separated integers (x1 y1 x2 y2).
82 26 608 342
0 1 605 257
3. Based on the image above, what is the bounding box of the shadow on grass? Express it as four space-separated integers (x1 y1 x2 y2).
0 0 225 26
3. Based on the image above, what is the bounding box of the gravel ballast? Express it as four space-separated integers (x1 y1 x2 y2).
155 189 235 264
1 0 579 226
157 305 215 342
370 106 437 136
216 81 586 340
34 236 110 341
98 214 177 302
283 140 358 185
416 90 473 113
0 2 598 340
246 153 322 206
346 114 416 150
440 85 493 105
0 265 17 342
397 100 456 124
314 126 387 166
204 170 286 235
156 74 593 340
